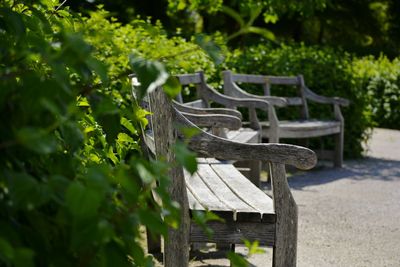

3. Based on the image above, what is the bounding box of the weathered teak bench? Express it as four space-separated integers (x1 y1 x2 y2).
139 86 317 266
223 70 350 167
174 71 287 185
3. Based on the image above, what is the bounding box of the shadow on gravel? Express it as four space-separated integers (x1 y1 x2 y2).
288 157 400 190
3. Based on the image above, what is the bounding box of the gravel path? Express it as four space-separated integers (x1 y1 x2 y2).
190 128 400 266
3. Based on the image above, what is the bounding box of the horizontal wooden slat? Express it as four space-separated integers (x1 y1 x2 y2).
230 73 268 84
197 163 259 214
285 97 303 106
187 189 205 211
230 73 299 86
266 76 299 85
226 128 259 144
183 99 205 108
190 221 275 246
210 163 275 221
184 171 231 212
176 74 202 85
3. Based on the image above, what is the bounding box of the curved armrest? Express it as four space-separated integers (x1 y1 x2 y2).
201 83 274 111
181 112 242 130
228 81 288 107
304 86 350 106
174 108 317 170
173 100 243 119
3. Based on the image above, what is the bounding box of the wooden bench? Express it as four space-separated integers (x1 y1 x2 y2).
137 86 317 266
223 70 350 167
174 71 287 185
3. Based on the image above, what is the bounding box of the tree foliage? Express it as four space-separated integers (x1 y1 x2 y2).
0 1 214 266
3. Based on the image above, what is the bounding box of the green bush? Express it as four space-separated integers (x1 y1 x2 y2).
353 56 400 130
223 43 373 158
0 2 213 266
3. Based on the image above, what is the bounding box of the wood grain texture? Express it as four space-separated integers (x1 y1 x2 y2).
176 71 264 180
173 100 243 119
180 112 242 130
190 221 275 246
149 87 190 267
173 111 317 170
270 163 298 267
136 82 312 266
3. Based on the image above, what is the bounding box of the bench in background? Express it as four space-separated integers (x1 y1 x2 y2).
223 70 349 167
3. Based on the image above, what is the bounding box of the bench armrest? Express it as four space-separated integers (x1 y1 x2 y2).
175 108 317 170
201 82 275 111
173 100 243 119
181 112 242 130
304 86 350 107
226 80 288 107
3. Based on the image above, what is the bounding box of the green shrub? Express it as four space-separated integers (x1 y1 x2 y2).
224 43 373 158
0 2 211 266
353 56 400 130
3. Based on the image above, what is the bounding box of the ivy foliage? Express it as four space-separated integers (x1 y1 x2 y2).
0 1 215 266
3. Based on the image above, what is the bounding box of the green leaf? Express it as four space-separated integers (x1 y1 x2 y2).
173 142 197 175
176 125 201 139
98 113 121 143
107 146 119 164
129 55 168 100
0 8 26 40
86 57 109 84
13 248 34 267
138 210 167 237
244 240 264 256
9 172 50 209
17 127 57 154
0 237 14 261
120 117 137 135
163 76 181 98
60 121 84 152
227 252 250 267
65 181 102 220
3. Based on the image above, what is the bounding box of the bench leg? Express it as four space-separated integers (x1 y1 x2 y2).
271 163 297 267
334 130 344 168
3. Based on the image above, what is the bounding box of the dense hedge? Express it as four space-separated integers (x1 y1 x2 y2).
353 56 400 130
0 3 214 266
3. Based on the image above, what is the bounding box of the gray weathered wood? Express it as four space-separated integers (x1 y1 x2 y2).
180 112 242 130
173 100 243 119
190 221 275 246
270 163 297 267
149 87 190 267
223 70 350 167
135 83 317 266
176 71 273 184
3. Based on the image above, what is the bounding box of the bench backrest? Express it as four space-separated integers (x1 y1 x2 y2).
223 70 310 120
175 72 214 108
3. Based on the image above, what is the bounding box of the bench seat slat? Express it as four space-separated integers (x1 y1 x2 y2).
196 163 259 214
184 171 231 212
209 163 275 221
226 128 259 144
